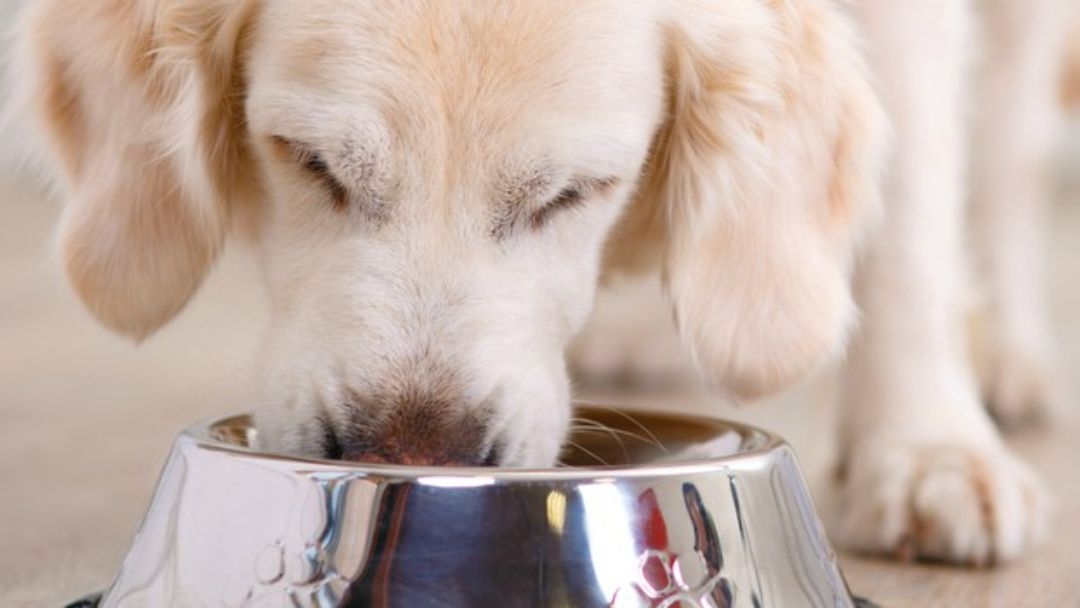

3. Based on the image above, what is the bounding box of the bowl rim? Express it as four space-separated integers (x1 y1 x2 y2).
182 405 790 483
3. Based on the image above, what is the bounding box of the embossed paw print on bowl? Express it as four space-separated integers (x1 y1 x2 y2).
82 406 866 607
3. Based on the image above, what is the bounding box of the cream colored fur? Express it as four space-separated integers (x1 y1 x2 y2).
827 0 1062 566
9 0 1068 567
576 0 1076 565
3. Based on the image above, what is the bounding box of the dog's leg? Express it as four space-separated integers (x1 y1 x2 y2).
969 0 1069 426
829 0 1049 564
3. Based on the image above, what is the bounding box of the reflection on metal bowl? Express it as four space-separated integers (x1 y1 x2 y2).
78 406 872 607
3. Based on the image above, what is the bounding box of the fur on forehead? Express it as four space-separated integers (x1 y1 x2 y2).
245 1 667 171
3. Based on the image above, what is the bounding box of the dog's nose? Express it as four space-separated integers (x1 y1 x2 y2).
331 400 497 467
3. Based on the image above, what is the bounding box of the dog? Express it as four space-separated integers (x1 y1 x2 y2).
9 0 1075 566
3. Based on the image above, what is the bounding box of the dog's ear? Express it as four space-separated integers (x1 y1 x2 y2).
606 0 888 400
15 0 258 340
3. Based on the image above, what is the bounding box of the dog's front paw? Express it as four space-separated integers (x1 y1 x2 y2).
830 442 1050 565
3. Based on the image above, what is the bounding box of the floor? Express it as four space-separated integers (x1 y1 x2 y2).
0 149 1077 606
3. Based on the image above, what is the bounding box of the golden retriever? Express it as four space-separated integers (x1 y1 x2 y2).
9 0 1075 565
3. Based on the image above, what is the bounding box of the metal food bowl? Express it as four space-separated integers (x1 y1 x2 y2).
76 407 876 607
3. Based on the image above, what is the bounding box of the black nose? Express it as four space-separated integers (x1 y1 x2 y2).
324 400 497 467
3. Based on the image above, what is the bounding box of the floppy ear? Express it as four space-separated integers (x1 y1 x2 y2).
14 0 258 340
606 0 888 400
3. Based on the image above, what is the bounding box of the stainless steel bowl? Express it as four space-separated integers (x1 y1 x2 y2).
81 407 874 607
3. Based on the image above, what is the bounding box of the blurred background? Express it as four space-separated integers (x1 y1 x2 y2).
1 0 1078 606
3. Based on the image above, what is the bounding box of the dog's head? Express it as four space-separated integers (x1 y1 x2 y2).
17 0 885 466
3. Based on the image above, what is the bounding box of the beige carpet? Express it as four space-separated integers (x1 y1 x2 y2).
0 156 1078 606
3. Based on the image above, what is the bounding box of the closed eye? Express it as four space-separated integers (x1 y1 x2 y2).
530 177 619 230
272 136 349 208
530 186 585 229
